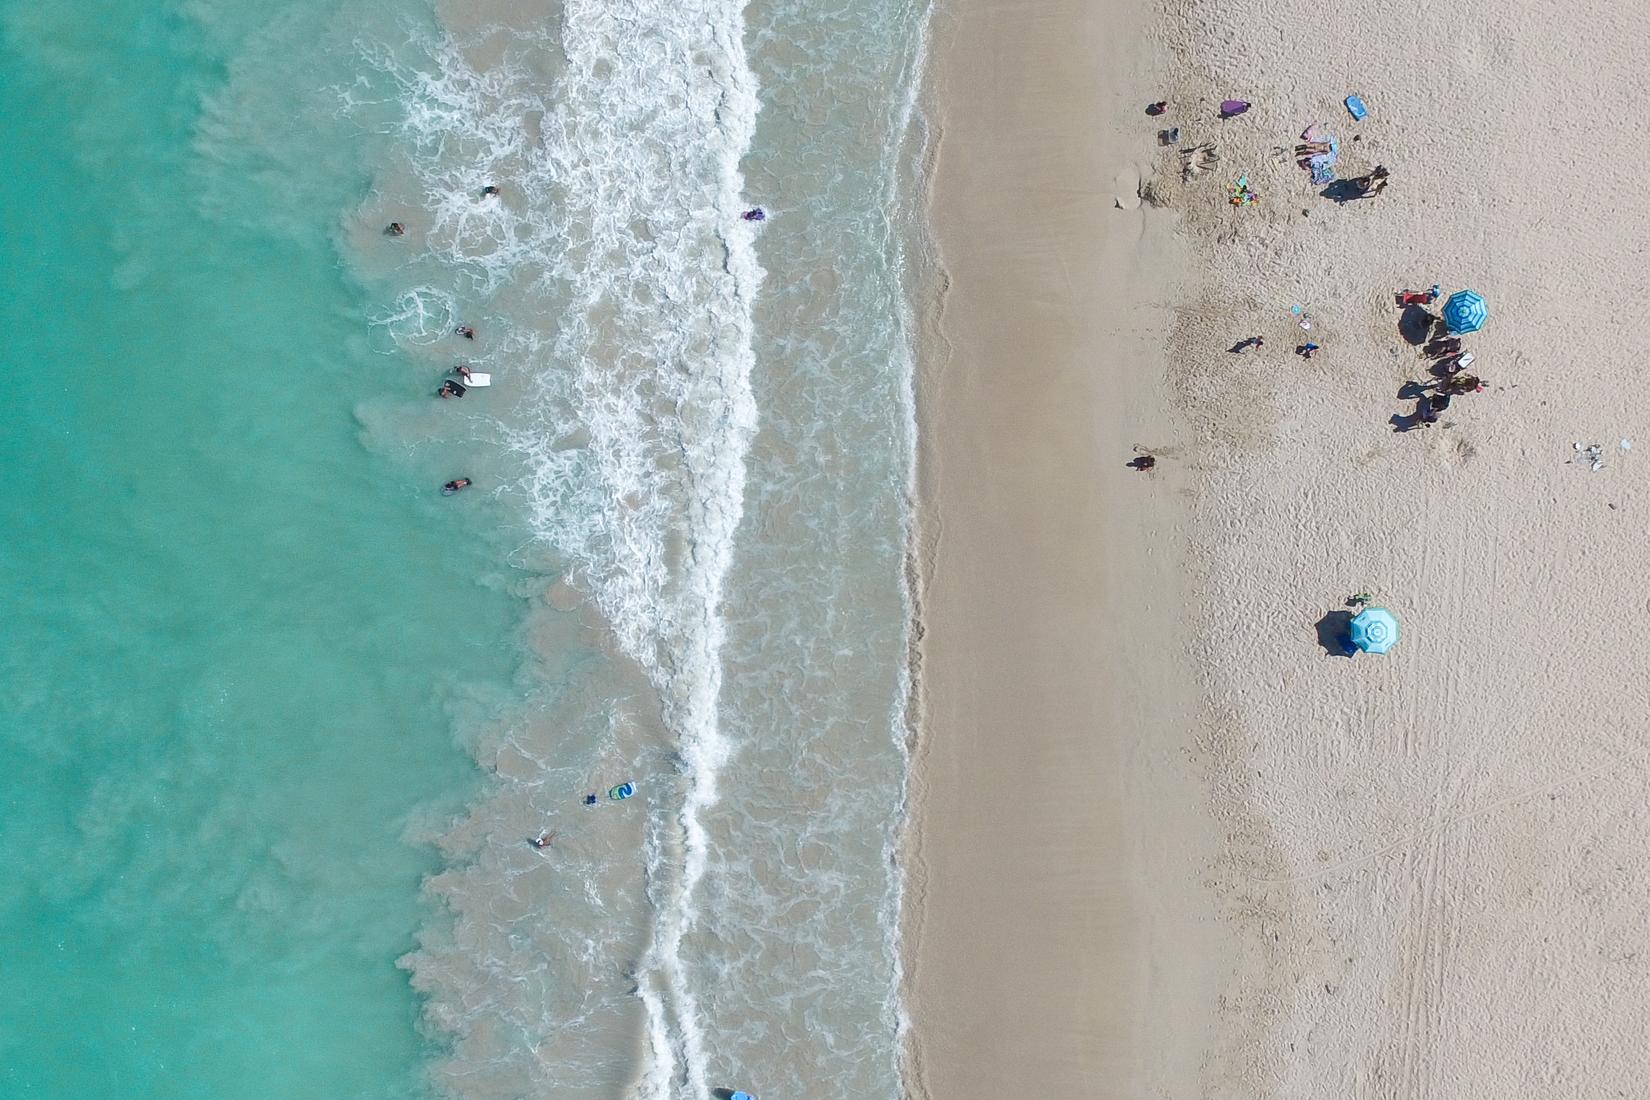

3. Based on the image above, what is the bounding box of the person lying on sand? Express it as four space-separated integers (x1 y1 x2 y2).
1437 351 1475 376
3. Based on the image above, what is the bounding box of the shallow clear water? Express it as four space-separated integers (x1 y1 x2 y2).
1 0 928 1094
0 1 520 1095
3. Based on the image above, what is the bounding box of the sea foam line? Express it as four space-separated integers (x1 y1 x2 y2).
609 3 763 1093
884 3 936 1089
367 3 764 1095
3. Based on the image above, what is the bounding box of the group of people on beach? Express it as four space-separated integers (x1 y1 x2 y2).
1403 316 1486 427
1126 99 1489 462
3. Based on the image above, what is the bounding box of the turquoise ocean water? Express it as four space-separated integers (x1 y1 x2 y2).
1 0 928 1095
0 3 521 1093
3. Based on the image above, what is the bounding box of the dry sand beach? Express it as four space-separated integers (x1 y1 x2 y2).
905 0 1650 1096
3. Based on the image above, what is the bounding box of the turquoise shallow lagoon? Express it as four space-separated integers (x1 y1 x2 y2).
0 1 521 1095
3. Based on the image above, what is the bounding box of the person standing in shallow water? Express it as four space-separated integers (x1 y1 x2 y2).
385 221 405 236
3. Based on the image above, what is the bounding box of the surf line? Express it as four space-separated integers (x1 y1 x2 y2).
619 0 764 1095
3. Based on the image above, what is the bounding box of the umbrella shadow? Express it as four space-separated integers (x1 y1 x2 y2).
1315 610 1357 657
1398 305 1437 346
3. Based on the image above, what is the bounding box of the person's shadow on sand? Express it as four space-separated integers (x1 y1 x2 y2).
1390 382 1432 431
1398 305 1436 346
1320 179 1365 204
1315 610 1357 657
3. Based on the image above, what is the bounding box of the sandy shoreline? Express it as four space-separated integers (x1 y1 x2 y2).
900 0 1226 1095
907 0 1650 1093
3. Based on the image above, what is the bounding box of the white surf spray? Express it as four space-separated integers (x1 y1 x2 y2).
359 2 762 1095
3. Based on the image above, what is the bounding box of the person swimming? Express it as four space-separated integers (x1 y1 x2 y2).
438 380 466 399
529 830 557 849
443 478 472 495
455 325 475 339
386 222 405 236
481 185 501 197
741 207 765 222
454 364 473 382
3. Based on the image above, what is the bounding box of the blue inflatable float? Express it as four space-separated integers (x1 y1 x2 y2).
609 782 635 801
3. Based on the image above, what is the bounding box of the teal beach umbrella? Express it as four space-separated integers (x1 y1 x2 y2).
1349 607 1399 654
1442 289 1487 335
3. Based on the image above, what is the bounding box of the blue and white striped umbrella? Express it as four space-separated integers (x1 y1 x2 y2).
1442 289 1487 335
1349 607 1399 654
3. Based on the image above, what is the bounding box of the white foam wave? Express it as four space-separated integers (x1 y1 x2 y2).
360 35 548 296
886 6 935 1088
367 284 457 349
368 3 763 1095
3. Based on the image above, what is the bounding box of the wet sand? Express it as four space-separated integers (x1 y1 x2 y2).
900 0 1225 1095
